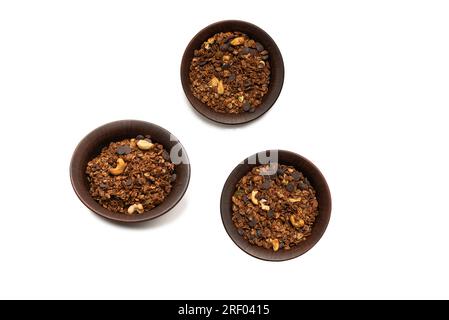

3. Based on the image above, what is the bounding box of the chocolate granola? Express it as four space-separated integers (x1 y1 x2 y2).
232 164 319 251
189 31 270 114
85 136 175 214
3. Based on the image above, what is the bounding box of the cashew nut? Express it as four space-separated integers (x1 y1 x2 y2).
109 158 126 175
230 37 245 46
127 203 144 215
271 239 280 252
260 199 270 211
137 139 154 150
217 80 224 95
288 197 302 203
290 215 305 228
251 190 259 205
209 76 219 87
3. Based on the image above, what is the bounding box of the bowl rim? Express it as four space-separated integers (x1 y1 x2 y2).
220 150 332 261
69 119 191 223
180 19 285 125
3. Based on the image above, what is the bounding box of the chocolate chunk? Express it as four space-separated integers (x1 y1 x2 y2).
277 167 285 176
198 60 208 66
248 219 257 228
261 180 271 190
240 47 250 55
267 210 274 218
228 74 236 82
220 43 229 51
162 150 170 161
116 145 131 155
123 178 133 187
249 48 258 55
298 182 307 191
292 171 301 181
243 102 251 112
170 174 177 183
136 135 144 140
255 42 264 52
238 228 244 236
286 183 295 192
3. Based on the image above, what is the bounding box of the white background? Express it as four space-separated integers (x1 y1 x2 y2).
0 0 448 300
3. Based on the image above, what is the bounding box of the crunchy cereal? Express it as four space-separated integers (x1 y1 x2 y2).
189 31 270 114
86 136 176 214
232 164 319 251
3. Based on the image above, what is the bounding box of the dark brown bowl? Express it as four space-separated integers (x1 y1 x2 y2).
70 120 191 223
220 150 331 261
181 20 285 125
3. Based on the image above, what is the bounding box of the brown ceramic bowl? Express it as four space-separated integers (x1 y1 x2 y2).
181 20 284 125
70 120 191 223
220 150 331 261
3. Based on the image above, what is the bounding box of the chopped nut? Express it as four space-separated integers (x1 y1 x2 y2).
230 37 245 46
271 239 280 252
288 197 302 203
290 215 305 228
251 190 259 205
222 55 231 63
137 139 154 150
127 203 144 215
209 76 219 87
109 158 126 175
238 95 244 102
257 60 266 69
260 199 270 211
217 80 224 95
207 37 215 44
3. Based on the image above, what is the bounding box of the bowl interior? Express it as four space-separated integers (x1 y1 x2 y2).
181 20 284 125
220 150 331 261
70 120 190 222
